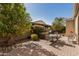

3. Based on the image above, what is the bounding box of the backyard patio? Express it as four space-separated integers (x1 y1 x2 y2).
37 37 79 56
0 3 79 56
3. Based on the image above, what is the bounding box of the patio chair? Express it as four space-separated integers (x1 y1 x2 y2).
67 32 76 47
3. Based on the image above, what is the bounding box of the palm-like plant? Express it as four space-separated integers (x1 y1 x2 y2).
51 17 66 33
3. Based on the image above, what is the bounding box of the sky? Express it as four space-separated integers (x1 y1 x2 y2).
25 3 73 25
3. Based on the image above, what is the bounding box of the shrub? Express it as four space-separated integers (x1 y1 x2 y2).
33 26 45 38
0 4 32 45
31 34 38 41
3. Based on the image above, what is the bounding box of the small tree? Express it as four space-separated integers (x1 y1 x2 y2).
0 3 32 45
51 17 66 33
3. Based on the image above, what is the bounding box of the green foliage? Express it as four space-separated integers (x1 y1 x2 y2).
31 34 38 41
0 3 32 42
33 26 45 38
51 17 66 33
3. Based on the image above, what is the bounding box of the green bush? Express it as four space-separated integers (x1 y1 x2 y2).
0 4 32 45
31 34 38 41
33 26 45 38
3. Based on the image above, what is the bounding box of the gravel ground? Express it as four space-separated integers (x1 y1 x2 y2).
0 41 56 56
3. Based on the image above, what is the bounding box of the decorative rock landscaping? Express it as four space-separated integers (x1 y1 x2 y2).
0 41 56 56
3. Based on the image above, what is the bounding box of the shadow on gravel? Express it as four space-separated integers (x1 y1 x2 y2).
0 41 57 56
50 40 75 50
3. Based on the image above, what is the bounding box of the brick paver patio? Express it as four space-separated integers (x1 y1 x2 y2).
37 37 79 56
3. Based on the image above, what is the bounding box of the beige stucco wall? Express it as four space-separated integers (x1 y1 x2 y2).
75 12 79 44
